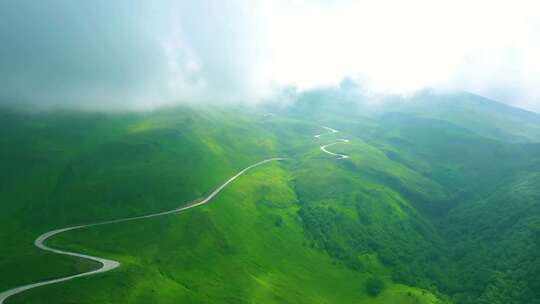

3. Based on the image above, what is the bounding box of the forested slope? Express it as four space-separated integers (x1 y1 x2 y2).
1 90 539 303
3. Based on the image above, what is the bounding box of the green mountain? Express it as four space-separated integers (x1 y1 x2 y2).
1 90 539 304
394 90 540 142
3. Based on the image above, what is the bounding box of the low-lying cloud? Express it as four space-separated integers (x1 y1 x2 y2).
0 0 539 112
0 0 267 110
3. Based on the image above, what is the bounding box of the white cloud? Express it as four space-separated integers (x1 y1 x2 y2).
1 0 539 111
257 0 539 108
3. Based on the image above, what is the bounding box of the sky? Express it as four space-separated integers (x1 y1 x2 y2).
0 0 539 111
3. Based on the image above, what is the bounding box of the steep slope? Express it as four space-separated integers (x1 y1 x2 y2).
0 106 441 303
366 113 535 209
443 168 540 303
0 106 278 292
362 113 540 303
272 89 540 303
2 89 539 304
8 162 437 304
394 90 540 143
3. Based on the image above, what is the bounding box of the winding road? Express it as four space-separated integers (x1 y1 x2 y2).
315 126 350 159
314 126 338 138
320 139 350 159
0 158 285 304
1 124 348 303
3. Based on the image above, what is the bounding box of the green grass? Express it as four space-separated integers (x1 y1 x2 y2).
0 106 278 291
3 91 539 304
0 104 446 303
8 163 438 304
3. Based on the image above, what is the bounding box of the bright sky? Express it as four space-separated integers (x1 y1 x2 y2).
257 0 540 108
0 0 539 111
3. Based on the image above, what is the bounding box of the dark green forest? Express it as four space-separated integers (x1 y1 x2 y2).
276 89 540 304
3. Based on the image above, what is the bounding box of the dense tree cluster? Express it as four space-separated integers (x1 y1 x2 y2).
365 276 385 296
296 163 540 304
442 174 540 304
297 195 448 299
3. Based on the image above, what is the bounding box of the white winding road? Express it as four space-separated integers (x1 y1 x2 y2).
314 126 338 138
320 139 350 159
314 126 350 159
0 158 285 304
1 124 347 303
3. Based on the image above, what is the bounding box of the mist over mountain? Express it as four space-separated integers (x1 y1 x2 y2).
0 0 266 110
1 0 539 111
2 90 540 304
1 2 540 304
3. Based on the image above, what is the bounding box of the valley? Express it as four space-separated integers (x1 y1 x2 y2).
1 2 538 303
1 91 539 304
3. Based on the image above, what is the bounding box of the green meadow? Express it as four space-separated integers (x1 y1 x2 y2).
1 91 540 303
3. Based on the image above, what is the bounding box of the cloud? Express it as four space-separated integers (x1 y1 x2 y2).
260 0 540 111
0 0 267 110
0 0 539 111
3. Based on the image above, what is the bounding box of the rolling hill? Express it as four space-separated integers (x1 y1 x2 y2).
1 90 539 303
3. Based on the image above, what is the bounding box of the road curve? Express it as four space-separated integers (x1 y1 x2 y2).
314 126 338 138
0 158 286 304
320 139 350 159
314 126 350 159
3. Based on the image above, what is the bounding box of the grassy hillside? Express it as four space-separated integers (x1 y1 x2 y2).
271 90 540 303
2 90 539 304
0 106 278 291
360 113 540 303
8 162 437 304
0 105 443 303
395 90 540 142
